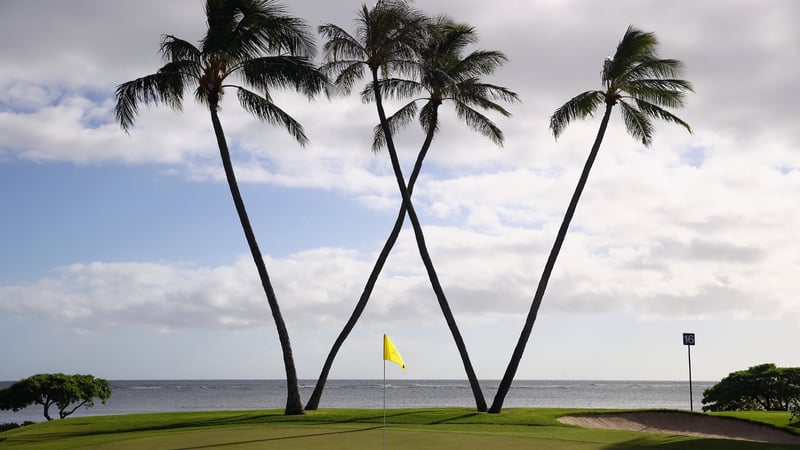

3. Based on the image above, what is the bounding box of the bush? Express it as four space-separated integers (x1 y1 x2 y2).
702 363 800 412
0 421 34 432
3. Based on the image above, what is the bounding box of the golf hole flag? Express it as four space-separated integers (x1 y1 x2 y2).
383 334 406 371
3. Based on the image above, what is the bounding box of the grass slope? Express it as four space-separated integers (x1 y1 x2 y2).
1 408 798 449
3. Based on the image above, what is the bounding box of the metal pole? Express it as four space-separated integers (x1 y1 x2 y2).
383 358 386 450
687 344 693 411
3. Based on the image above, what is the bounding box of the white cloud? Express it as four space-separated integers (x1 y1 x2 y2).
2 0 800 380
3 198 799 336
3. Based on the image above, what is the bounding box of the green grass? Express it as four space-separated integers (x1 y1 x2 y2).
712 410 799 430
1 408 799 449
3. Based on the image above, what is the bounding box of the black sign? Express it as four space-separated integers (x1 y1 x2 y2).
683 333 695 346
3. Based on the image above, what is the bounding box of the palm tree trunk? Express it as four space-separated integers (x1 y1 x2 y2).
208 100 304 415
489 102 614 413
305 108 439 411
370 72 487 412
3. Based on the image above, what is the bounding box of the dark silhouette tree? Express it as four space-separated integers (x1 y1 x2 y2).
306 14 517 411
489 26 693 413
0 374 111 421
114 0 325 415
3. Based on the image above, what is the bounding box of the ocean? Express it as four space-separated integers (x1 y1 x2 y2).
0 379 713 424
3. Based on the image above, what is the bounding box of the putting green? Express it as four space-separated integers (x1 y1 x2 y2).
68 424 790 450
81 425 694 450
2 409 796 449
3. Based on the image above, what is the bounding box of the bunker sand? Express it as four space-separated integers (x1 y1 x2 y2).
559 411 800 444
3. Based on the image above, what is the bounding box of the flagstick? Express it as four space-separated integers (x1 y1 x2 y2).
383 359 386 450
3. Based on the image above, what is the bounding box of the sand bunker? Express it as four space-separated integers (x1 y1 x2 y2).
558 411 800 444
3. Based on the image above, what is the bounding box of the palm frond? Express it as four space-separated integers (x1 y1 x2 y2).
372 100 419 150
624 81 690 110
452 81 519 111
361 78 422 103
549 90 604 139
417 101 443 137
437 21 478 54
625 77 693 103
319 24 366 62
382 58 423 80
318 23 369 93
449 50 508 79
377 14 517 149
114 70 187 131
160 35 202 64
420 16 476 63
635 98 692 134
238 0 317 56
359 0 426 72
236 87 309 145
603 26 658 84
319 0 425 100
618 100 654 146
454 101 504 146
623 57 683 81
239 55 325 98
160 59 204 84
203 0 315 59
320 60 366 94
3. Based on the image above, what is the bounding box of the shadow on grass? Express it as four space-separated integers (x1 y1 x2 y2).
426 412 482 425
302 409 473 425
173 425 384 450
4 410 438 443
601 436 798 450
2 412 286 443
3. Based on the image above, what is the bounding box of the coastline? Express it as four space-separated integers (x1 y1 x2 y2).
1 379 712 425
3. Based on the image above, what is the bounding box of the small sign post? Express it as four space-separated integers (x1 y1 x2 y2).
683 333 695 411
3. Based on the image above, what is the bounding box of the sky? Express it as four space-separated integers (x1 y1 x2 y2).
1 0 799 386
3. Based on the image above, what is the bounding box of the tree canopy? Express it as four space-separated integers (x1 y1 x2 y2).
702 363 800 412
0 373 111 421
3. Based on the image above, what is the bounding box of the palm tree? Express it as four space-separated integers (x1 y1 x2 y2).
305 15 518 411
114 0 325 415
311 1 488 411
489 26 693 413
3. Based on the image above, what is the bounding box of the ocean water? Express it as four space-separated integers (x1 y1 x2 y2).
0 379 713 424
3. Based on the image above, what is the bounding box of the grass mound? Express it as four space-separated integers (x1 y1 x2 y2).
1 408 798 449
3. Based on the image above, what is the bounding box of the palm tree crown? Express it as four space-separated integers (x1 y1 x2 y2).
549 26 693 145
370 16 519 150
116 0 323 142
317 0 426 93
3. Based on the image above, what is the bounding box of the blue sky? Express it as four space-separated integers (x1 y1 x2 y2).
1 0 799 386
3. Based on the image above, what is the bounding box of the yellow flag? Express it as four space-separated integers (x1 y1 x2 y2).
383 334 407 372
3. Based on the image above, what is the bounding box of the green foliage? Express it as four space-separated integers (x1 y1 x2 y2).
0 421 33 432
114 0 325 134
0 373 111 421
703 363 800 412
548 25 693 145
318 0 427 91
369 15 519 151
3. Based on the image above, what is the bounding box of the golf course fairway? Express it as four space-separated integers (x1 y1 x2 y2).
1 408 799 449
